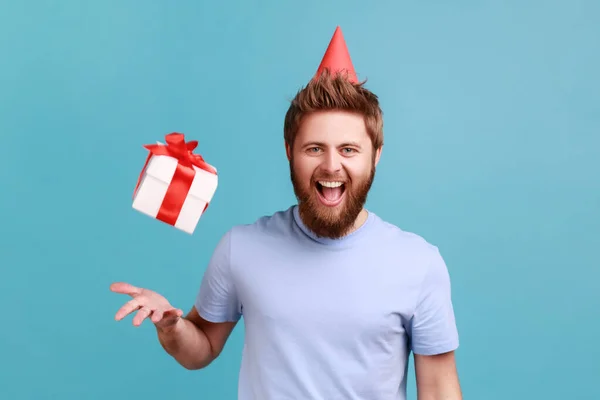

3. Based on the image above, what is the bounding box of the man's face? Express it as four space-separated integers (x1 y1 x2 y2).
287 110 381 238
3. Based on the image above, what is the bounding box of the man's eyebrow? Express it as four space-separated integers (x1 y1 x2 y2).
339 141 362 148
301 141 327 148
301 141 363 148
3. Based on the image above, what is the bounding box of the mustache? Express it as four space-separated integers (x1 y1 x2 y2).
312 173 349 182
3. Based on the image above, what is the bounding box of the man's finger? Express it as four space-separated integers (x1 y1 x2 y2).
133 307 152 327
114 298 143 321
154 308 182 324
110 282 142 296
163 308 184 319
151 309 164 323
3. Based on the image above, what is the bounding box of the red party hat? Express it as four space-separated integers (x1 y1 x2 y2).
314 26 358 83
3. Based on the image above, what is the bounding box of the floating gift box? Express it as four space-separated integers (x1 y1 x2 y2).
132 132 218 234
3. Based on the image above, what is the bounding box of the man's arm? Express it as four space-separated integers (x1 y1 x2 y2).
414 351 462 400
159 228 241 369
408 247 461 399
157 306 237 370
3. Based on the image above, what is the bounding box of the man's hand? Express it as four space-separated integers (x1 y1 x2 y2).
110 281 237 370
110 282 184 331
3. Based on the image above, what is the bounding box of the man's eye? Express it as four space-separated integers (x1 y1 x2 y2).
342 148 355 153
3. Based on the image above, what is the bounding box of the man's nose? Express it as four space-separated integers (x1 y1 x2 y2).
321 151 342 173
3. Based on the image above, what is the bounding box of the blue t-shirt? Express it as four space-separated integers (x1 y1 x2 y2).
195 205 459 400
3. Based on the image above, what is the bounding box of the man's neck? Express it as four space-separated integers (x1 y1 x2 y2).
348 208 369 234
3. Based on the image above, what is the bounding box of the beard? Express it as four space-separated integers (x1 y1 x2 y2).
290 158 375 239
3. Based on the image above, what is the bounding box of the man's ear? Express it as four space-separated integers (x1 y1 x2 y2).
285 142 292 161
374 145 383 166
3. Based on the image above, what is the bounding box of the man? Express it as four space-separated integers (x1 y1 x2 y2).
111 27 462 400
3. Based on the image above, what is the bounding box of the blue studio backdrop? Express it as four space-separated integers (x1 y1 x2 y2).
1 1 598 399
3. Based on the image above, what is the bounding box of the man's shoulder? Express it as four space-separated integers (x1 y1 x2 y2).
226 206 297 241
370 212 441 256
370 213 449 283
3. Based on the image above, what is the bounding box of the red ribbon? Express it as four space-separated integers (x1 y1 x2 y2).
134 132 216 227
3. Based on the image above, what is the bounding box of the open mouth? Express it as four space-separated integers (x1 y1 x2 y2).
315 180 346 207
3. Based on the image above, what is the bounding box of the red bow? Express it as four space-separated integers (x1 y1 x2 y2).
142 133 217 174
134 132 216 227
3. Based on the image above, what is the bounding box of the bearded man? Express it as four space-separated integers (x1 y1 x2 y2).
111 27 462 400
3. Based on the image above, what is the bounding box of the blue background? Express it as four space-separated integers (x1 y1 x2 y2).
1 0 598 399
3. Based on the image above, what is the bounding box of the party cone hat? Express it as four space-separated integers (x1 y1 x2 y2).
314 26 358 83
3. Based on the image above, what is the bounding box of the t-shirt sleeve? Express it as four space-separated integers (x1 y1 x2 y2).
194 229 242 323
408 247 459 355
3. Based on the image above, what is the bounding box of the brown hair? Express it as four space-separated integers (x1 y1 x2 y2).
283 69 384 150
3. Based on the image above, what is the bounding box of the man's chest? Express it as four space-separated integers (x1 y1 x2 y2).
233 251 420 344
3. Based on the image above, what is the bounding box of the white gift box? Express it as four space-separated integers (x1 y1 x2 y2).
132 144 218 234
